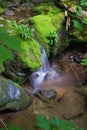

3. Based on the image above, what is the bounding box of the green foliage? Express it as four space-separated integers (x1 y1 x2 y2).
81 59 87 66
37 115 84 130
68 0 87 31
11 20 34 40
80 0 87 6
0 124 22 130
0 27 22 63
46 31 58 46
72 20 83 31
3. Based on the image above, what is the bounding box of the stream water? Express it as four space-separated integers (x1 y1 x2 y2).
31 48 61 94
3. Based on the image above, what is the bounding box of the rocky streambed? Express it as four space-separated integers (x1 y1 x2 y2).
0 60 87 130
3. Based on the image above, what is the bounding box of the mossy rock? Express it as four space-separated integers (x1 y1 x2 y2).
54 0 87 42
20 39 42 71
0 77 30 111
0 18 42 71
31 2 65 56
3 38 42 84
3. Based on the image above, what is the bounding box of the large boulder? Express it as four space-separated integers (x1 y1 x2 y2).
0 17 42 83
0 77 31 111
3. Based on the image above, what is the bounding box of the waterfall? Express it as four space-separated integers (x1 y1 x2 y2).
40 49 51 72
30 48 61 94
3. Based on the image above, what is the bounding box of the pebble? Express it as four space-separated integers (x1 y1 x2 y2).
5 9 14 16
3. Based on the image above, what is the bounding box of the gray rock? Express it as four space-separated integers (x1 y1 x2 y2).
0 77 31 111
5 10 14 16
36 89 57 99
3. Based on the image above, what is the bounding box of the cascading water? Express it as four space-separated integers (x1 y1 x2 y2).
30 48 61 94
39 49 51 72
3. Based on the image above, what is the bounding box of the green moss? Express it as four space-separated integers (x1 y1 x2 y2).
32 10 64 54
0 63 5 73
71 30 87 41
31 1 64 56
32 15 56 42
0 18 42 71
20 39 42 71
0 7 4 14
33 2 60 15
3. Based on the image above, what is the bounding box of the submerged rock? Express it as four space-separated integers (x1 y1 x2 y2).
0 77 31 111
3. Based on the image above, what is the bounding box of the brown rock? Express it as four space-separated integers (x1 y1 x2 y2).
57 91 86 119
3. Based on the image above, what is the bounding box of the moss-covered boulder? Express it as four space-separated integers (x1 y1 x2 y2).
0 17 42 71
0 17 42 83
0 77 30 111
31 2 65 56
3 39 42 84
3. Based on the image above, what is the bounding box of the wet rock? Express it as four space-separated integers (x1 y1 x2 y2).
45 69 61 80
3 56 30 84
36 89 57 101
57 91 86 119
0 77 31 111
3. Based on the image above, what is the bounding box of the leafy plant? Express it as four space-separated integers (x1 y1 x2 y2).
81 59 87 66
37 115 84 130
0 27 22 63
67 0 87 31
72 20 83 31
46 31 58 46
11 20 34 40
0 124 22 130
80 0 87 6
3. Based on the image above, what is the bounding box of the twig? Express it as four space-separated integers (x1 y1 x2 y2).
0 119 8 130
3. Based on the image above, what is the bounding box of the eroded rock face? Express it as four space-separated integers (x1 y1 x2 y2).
0 77 31 111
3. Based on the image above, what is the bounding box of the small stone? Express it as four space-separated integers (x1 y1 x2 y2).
39 89 57 99
5 10 14 16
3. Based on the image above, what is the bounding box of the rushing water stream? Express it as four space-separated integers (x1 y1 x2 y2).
31 48 61 94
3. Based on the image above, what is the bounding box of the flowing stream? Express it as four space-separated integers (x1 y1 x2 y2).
31 48 61 94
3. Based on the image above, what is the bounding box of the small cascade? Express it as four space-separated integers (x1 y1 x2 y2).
39 49 51 72
30 48 61 94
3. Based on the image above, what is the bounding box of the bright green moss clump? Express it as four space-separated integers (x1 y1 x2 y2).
32 15 56 43
32 3 64 55
20 39 42 70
